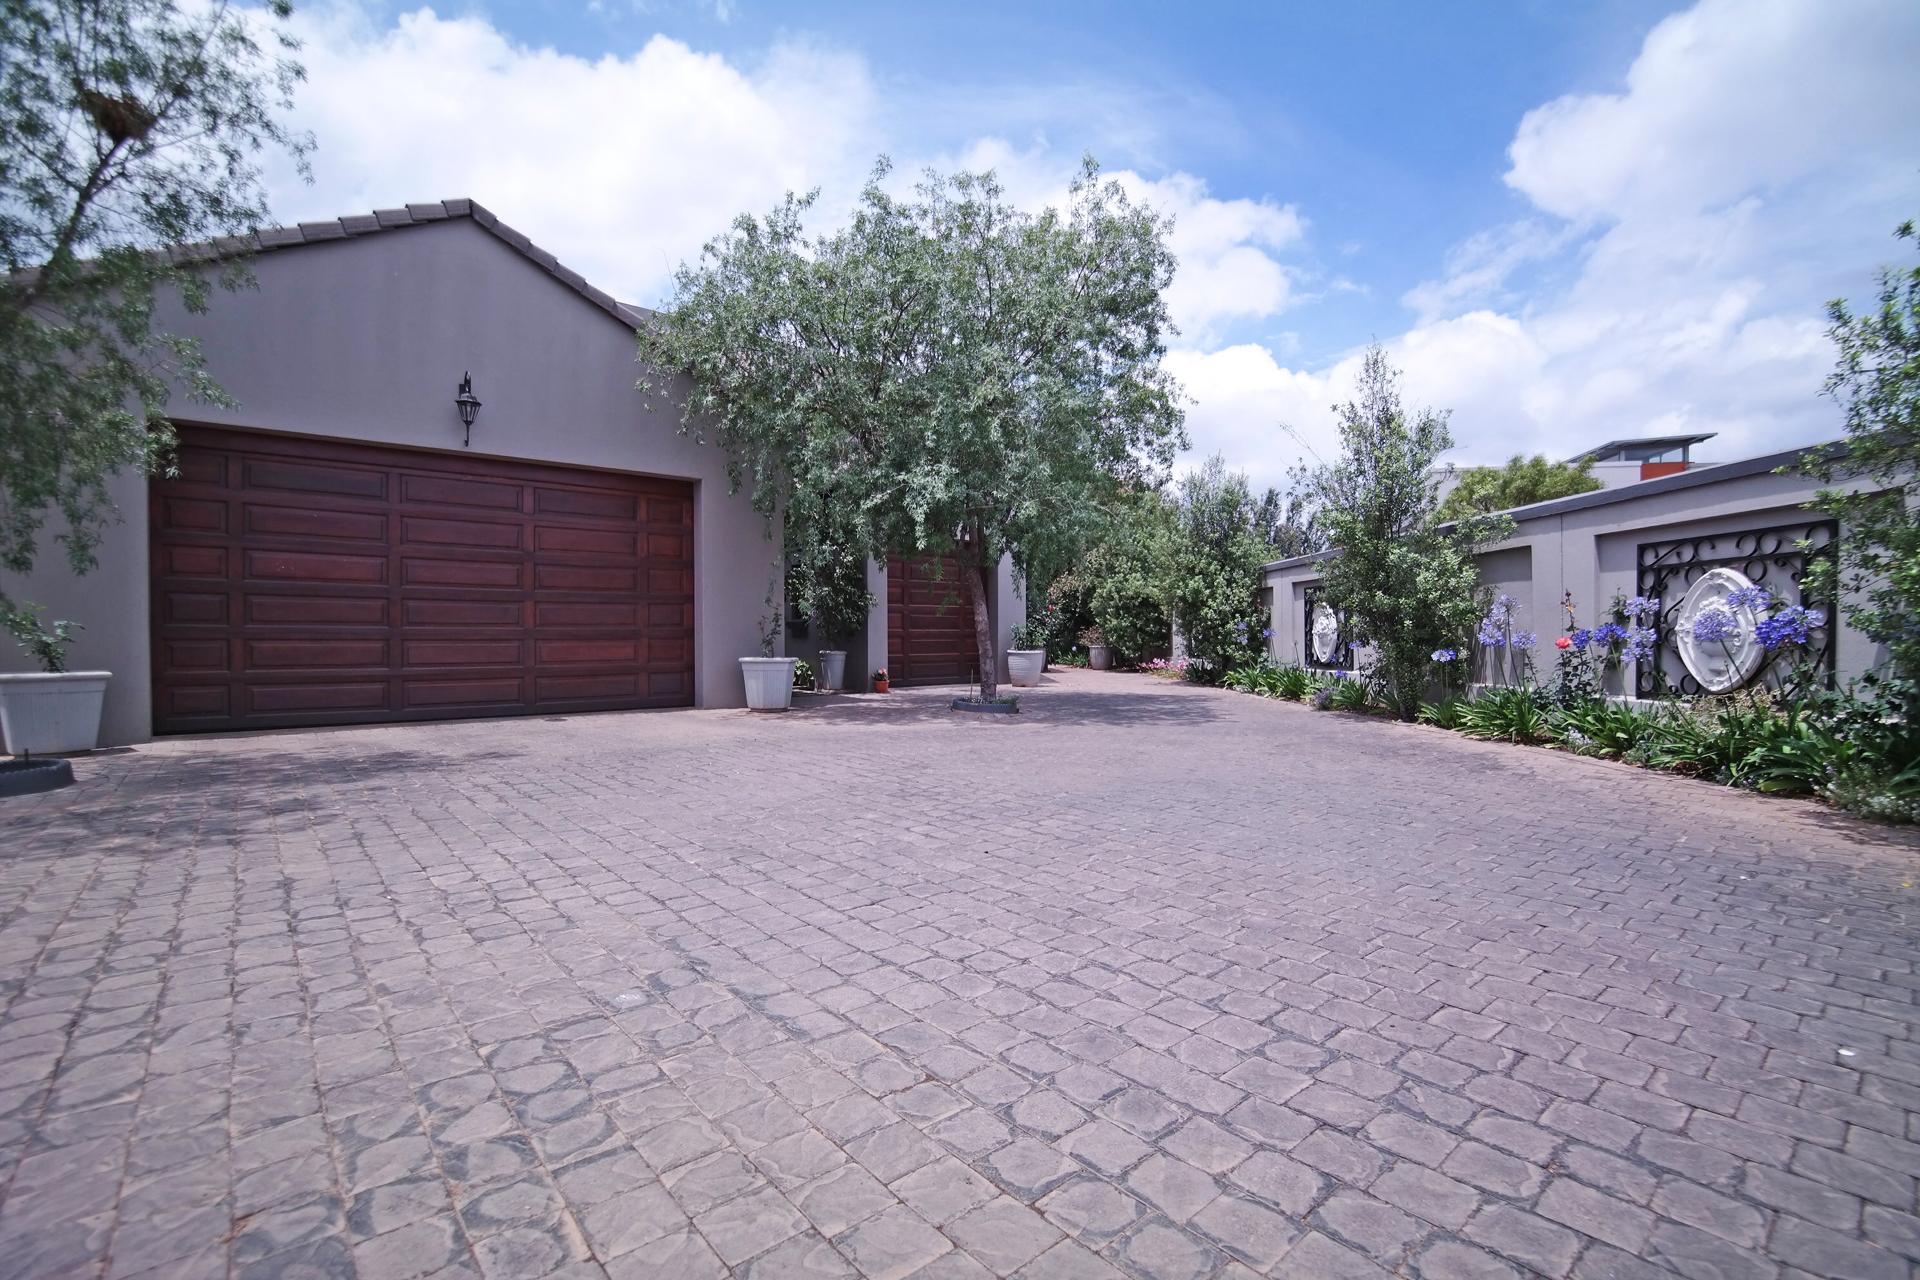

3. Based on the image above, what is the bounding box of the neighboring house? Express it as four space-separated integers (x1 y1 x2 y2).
0 199 1020 747
1267 441 1890 700
1569 431 1717 489
1431 431 1718 509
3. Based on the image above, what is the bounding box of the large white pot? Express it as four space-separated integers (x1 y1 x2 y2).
0 671 112 755
817 650 847 693
1087 644 1111 671
740 657 798 711
1007 649 1046 688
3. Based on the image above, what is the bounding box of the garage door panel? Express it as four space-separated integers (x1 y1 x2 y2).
242 504 387 544
249 682 391 714
400 473 520 511
537 673 639 701
162 685 231 718
162 592 228 625
247 638 389 669
537 564 636 592
402 677 525 708
536 601 636 627
246 549 387 585
402 557 524 589
536 487 636 520
164 545 228 579
173 447 228 486
152 426 695 732
244 457 387 501
534 525 634 557
405 599 521 627
403 639 524 668
165 639 229 671
401 515 523 550
160 497 228 534
251 596 390 626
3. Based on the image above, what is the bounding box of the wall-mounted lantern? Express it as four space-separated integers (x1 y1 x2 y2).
455 372 482 447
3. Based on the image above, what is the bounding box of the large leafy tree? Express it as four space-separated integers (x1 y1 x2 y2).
1166 455 1270 679
1307 345 1511 719
1804 215 1920 683
1 0 310 592
640 159 1185 697
1436 452 1601 522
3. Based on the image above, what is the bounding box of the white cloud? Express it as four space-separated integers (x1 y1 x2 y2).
1506 0 1920 221
266 11 1311 342
1202 0 1920 483
265 6 879 303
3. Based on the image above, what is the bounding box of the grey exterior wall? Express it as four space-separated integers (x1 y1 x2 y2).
1264 455 1891 690
0 217 778 745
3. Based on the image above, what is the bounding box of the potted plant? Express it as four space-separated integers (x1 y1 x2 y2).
0 604 111 755
739 586 799 711
1083 627 1111 670
810 565 872 694
872 668 890 693
1008 618 1048 688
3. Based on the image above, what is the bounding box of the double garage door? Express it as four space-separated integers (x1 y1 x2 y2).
150 427 694 733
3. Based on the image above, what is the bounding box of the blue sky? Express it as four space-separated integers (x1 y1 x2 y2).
265 0 1920 487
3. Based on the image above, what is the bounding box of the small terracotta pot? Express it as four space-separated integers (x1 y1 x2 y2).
873 677 890 693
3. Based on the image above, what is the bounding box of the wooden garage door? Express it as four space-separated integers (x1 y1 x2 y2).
886 554 976 686
150 426 694 733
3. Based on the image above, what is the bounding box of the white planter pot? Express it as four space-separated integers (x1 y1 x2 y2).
740 657 798 711
1087 644 1111 670
817 650 847 692
0 671 112 755
1007 649 1046 688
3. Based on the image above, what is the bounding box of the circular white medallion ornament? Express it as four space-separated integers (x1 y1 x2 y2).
1674 567 1767 693
1311 602 1340 664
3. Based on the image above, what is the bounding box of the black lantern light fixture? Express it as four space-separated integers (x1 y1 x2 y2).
455 372 482 447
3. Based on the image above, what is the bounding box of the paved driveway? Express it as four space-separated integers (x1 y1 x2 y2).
2 671 1917 1280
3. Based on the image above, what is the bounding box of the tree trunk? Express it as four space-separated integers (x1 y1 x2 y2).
960 557 997 700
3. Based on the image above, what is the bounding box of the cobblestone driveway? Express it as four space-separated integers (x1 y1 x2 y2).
3 670 1918 1280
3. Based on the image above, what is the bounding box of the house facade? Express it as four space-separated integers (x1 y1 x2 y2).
0 200 1015 748
1265 443 1889 699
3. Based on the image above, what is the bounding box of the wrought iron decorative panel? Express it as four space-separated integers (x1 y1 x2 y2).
1302 585 1351 670
1634 520 1837 698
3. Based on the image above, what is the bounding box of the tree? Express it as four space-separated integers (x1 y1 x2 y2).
1804 215 1920 683
1082 487 1174 666
639 159 1185 698
1165 455 1270 679
1 0 311 591
1436 453 1601 522
1306 345 1512 719
1255 466 1327 557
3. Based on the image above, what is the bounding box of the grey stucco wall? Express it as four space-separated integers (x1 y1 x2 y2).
0 217 777 744
1263 462 1891 690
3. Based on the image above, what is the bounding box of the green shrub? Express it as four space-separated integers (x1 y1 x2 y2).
1273 665 1311 700
1458 687 1552 744
1417 698 1466 730
1329 674 1374 713
1550 700 1651 757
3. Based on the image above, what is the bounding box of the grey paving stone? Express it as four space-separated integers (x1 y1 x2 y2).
2 672 1916 1280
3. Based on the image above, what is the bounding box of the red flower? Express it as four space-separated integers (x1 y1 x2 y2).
1554 635 1573 649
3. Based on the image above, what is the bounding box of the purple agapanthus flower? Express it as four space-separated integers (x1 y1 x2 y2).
1569 628 1593 649
1725 585 1772 611
1622 595 1661 621
1755 605 1827 650
1689 605 1741 645
1431 648 1461 662
1592 622 1629 646
1621 625 1657 663
1510 631 1539 651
